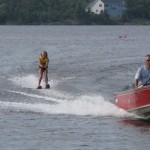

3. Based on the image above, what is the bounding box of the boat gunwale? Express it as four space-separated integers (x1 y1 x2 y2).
114 85 150 97
128 104 150 112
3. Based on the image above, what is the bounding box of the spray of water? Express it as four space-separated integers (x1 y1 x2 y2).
3 74 134 118
9 74 59 88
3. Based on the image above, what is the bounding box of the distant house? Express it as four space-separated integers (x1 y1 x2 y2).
85 0 104 15
102 0 126 17
86 0 126 17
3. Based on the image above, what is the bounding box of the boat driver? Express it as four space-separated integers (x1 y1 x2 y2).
135 55 150 88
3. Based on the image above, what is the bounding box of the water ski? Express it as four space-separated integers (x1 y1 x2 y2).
37 86 42 89
45 84 50 89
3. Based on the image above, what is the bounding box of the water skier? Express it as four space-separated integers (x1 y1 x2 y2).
37 51 50 89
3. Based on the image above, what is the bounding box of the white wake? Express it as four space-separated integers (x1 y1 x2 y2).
0 95 133 118
5 74 135 118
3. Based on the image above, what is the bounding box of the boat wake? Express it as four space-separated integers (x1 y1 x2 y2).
0 94 132 118
0 74 136 118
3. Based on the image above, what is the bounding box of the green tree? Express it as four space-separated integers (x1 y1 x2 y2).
0 0 7 23
125 0 150 22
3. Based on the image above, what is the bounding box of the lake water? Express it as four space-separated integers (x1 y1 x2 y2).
0 26 150 150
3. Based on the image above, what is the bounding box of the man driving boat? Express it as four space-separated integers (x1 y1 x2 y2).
135 55 150 88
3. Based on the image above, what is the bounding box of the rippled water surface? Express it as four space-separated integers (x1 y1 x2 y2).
0 26 150 150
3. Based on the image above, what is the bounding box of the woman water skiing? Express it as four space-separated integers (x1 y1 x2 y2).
37 51 50 89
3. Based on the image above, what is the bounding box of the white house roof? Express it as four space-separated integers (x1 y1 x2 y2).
101 0 125 3
86 0 101 10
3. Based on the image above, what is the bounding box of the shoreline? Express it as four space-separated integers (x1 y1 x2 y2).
1 22 150 26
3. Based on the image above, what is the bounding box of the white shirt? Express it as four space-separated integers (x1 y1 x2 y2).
135 65 150 85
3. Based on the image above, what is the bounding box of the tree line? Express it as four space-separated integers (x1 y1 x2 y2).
123 0 150 24
0 0 150 25
0 0 114 25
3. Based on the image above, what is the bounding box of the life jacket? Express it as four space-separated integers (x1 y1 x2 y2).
39 54 49 66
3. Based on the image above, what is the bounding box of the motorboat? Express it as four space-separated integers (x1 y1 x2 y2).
115 86 150 118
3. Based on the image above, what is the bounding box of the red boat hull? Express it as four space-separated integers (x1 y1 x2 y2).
115 86 150 117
